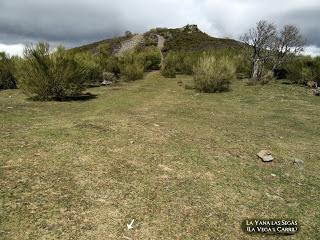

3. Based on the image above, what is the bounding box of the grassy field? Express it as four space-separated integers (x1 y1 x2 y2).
1 72 320 239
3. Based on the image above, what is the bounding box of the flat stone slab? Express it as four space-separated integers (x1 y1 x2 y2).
257 150 274 162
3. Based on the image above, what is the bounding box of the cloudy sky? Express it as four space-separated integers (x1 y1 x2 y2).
0 0 319 56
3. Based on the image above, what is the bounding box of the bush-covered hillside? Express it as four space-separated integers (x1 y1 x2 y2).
71 24 242 55
147 25 242 53
71 35 131 55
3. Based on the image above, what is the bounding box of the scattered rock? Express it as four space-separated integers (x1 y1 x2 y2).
257 150 274 162
266 192 284 201
101 80 113 86
102 72 116 84
293 159 304 170
312 82 320 96
312 88 319 96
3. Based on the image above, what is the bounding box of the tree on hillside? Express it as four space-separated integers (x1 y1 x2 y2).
241 20 276 80
271 25 305 72
241 21 305 81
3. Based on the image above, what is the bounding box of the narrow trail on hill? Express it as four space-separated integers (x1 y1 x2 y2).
116 34 165 67
156 34 165 66
116 34 144 56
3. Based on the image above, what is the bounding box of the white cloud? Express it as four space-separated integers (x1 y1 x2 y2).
0 43 24 56
303 46 320 57
0 0 319 47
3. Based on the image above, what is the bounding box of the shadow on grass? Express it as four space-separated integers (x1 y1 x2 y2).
63 93 98 102
28 92 98 102
281 80 293 85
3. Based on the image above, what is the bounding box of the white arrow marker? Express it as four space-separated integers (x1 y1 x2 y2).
127 219 135 230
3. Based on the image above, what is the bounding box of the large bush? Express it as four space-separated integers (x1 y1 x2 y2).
75 52 102 83
136 47 161 71
16 42 87 100
160 52 177 78
193 55 236 92
121 63 144 81
285 56 319 85
119 52 144 81
97 45 121 77
234 54 251 79
176 52 201 75
0 52 17 90
160 51 201 77
311 57 320 85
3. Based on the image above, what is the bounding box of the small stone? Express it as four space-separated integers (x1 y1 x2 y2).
7 107 13 109
129 140 134 144
266 192 284 201
271 174 276 177
153 123 160 127
312 88 320 96
101 80 113 86
293 159 304 170
257 150 274 162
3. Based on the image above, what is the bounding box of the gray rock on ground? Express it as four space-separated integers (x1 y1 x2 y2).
257 150 274 162
293 159 304 170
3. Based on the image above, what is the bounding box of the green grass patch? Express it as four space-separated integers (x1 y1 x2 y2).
1 72 320 239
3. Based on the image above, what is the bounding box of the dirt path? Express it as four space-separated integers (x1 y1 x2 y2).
116 34 144 56
156 34 165 66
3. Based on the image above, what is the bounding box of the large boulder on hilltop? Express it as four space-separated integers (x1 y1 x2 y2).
181 24 201 33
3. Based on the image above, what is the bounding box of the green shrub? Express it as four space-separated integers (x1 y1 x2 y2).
193 55 235 92
0 52 17 90
102 72 117 83
234 54 251 79
103 56 121 77
161 51 200 76
75 52 102 83
312 57 320 85
260 70 274 85
119 52 144 81
161 52 176 78
121 63 144 81
285 56 315 85
136 47 161 71
175 52 200 75
161 65 176 78
16 42 87 100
